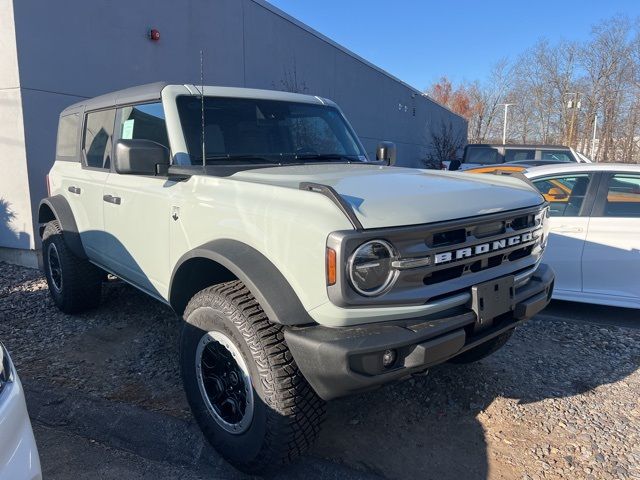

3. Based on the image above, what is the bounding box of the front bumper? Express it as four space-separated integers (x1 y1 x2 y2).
285 263 554 400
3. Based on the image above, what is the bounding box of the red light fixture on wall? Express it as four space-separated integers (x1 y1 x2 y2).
148 28 160 41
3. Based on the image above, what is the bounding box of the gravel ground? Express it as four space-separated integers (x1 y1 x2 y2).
1 261 639 479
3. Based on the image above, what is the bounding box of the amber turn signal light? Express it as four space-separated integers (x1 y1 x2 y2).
326 248 337 286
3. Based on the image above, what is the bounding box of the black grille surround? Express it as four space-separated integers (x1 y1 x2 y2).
326 204 548 307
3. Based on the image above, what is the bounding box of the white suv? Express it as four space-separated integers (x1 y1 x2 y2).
39 83 554 473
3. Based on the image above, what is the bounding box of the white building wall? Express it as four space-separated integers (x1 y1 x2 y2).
1 0 466 264
0 0 36 265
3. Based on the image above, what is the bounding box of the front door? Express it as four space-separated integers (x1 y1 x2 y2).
531 173 597 294
101 103 172 300
582 172 640 302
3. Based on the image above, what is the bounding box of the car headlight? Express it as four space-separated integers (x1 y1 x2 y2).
0 343 14 395
347 240 398 296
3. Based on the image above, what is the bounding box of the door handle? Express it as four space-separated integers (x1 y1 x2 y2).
68 186 81 195
103 194 121 205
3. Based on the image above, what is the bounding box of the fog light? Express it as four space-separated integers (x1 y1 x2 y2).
382 349 397 368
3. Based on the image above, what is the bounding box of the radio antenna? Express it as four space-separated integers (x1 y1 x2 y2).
200 49 206 168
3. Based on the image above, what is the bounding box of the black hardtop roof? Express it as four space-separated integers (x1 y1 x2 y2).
61 82 169 115
466 143 571 150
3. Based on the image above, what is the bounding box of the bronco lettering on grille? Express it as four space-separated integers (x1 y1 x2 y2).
433 231 534 264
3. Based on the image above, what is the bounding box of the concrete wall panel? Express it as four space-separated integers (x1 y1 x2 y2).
12 0 245 97
0 0 19 88
0 88 32 249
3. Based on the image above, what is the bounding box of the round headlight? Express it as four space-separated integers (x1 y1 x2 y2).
348 240 397 296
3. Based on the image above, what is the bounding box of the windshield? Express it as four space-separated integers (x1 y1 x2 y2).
176 96 367 165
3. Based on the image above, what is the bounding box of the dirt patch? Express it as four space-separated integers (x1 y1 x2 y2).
2 262 639 479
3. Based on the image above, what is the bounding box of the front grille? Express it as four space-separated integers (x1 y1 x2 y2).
326 204 547 307
424 212 537 252
385 207 545 292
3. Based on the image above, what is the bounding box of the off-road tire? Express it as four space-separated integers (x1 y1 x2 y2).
448 329 514 364
180 281 325 474
42 220 103 314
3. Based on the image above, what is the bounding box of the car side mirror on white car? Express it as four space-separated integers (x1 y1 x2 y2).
114 139 170 175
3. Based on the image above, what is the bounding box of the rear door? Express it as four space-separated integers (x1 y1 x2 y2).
582 172 640 302
530 172 598 294
61 108 116 264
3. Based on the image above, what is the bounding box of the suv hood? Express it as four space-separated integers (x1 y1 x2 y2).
232 164 544 229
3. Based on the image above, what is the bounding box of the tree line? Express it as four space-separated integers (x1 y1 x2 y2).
427 15 640 163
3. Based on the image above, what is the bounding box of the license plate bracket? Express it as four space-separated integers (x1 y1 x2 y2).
470 276 515 330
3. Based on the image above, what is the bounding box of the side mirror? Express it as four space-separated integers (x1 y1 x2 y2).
547 187 568 200
376 141 397 166
448 159 461 171
114 139 170 175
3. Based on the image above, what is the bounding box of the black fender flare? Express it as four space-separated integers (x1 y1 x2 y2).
38 195 87 259
170 239 314 326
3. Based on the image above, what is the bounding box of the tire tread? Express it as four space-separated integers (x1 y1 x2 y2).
183 280 325 473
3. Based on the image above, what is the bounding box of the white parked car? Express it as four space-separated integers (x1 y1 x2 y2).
0 343 42 480
524 163 640 308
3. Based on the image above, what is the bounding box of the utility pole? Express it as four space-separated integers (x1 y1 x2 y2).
500 103 515 145
591 113 598 161
565 92 581 148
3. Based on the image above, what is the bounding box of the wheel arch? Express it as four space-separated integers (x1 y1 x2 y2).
169 239 314 326
38 196 87 259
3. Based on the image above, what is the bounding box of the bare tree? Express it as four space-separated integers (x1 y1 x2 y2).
423 121 466 168
275 58 309 94
428 14 640 163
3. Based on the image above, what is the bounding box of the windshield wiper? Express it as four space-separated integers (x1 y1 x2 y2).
204 154 279 164
293 153 362 162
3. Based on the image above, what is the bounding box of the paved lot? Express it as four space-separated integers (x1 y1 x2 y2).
1 262 639 479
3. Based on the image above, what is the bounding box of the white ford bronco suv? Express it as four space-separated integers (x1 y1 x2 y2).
39 83 554 473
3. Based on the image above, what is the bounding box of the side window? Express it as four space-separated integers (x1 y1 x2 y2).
465 147 501 165
504 149 534 162
118 103 168 148
540 150 574 163
56 114 80 159
532 174 592 217
602 174 640 218
83 109 116 169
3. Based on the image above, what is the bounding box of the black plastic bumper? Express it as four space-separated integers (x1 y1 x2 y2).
285 264 554 400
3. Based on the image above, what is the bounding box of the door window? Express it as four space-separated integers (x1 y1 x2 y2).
532 174 592 217
118 103 169 148
540 150 575 163
602 174 640 218
56 114 80 159
83 109 116 169
465 146 501 165
504 149 535 162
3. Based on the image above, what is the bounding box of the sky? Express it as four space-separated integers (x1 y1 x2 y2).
267 0 639 91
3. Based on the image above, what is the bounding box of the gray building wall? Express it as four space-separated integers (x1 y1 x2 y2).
0 0 466 265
